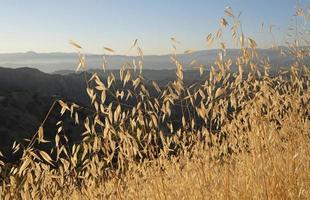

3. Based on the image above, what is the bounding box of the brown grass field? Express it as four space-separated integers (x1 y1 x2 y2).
0 7 309 200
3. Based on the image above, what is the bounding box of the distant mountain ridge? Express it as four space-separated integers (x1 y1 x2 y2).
0 48 300 73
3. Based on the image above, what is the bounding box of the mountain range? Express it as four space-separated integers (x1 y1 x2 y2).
0 48 298 73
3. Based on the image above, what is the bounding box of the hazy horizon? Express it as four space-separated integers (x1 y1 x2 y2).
0 45 295 56
0 48 299 73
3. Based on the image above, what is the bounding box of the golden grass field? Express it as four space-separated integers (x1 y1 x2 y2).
0 7 309 200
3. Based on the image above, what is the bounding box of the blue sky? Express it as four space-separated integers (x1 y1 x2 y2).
0 0 309 54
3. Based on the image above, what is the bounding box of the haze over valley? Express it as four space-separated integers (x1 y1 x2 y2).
0 48 299 73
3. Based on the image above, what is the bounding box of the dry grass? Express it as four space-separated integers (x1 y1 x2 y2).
0 6 310 200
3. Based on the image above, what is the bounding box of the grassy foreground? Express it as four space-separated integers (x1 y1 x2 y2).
75 126 310 199
0 7 310 200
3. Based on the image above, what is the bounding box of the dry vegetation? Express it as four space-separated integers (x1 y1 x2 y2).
0 7 310 200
